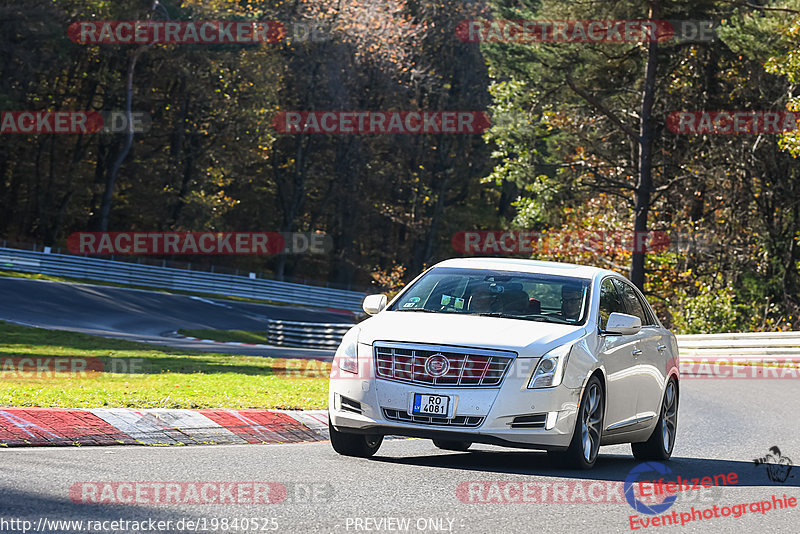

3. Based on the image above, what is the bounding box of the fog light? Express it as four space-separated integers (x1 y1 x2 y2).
545 411 558 430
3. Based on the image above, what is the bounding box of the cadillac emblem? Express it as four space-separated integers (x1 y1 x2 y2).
425 354 450 377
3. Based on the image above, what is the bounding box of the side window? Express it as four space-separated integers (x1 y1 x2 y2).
633 291 657 325
640 296 657 325
599 278 626 330
614 280 649 325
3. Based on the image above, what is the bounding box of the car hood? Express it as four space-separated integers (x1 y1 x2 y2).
356 311 588 357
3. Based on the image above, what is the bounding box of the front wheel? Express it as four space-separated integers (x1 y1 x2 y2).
552 376 604 469
632 378 678 461
329 419 383 458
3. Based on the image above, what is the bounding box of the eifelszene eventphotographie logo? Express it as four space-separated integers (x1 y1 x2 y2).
753 446 793 484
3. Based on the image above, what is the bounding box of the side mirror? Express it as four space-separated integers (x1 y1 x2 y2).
362 294 388 316
604 312 642 336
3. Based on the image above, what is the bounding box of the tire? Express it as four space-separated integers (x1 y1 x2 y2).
329 419 383 458
553 376 604 469
433 439 472 452
632 378 678 461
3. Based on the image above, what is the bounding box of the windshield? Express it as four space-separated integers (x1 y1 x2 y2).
389 267 591 325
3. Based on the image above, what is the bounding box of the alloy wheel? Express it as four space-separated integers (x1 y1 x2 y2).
581 383 603 463
661 381 677 453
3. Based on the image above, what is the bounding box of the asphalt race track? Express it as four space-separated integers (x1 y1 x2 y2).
1 276 799 532
1 380 799 533
0 277 353 359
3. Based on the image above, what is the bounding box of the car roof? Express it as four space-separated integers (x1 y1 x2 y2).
432 257 623 281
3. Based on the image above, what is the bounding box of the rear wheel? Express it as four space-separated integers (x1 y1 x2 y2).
632 378 678 461
433 439 472 452
553 376 604 469
329 420 383 458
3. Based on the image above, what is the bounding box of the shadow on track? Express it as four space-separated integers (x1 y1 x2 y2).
369 451 799 487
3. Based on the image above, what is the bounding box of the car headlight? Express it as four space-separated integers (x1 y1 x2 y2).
528 344 572 389
335 327 360 375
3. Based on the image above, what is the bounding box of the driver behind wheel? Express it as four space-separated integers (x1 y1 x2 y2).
561 284 583 321
468 284 500 312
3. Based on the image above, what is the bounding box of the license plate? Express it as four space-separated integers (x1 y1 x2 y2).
412 394 450 416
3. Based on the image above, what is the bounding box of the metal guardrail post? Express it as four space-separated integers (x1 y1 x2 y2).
266 319 354 349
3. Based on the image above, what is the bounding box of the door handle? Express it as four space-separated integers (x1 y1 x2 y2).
632 349 643 356
657 344 667 351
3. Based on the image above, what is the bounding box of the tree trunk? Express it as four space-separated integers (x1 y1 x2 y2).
274 135 310 281
97 47 146 232
631 5 660 290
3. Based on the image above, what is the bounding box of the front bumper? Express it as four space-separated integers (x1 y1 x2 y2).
328 347 583 451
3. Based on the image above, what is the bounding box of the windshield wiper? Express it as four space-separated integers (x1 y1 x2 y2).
537 314 572 324
394 307 439 313
476 312 540 321
476 313 566 323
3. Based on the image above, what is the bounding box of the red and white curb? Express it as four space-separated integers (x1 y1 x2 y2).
0 408 329 447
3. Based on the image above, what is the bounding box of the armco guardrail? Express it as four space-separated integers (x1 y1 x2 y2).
270 329 800 355
267 319 353 349
0 247 366 311
676 331 800 360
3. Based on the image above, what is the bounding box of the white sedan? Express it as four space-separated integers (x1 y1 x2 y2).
328 258 679 469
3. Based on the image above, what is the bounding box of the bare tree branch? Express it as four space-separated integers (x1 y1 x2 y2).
740 1 800 14
564 73 640 142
